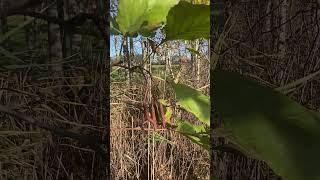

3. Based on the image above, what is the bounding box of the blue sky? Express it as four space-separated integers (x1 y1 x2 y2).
110 29 164 58
110 35 143 58
110 33 209 60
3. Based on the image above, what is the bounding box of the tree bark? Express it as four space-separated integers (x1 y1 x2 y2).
47 1 63 81
279 0 288 59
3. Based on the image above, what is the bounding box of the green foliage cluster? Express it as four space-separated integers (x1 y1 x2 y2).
111 0 209 40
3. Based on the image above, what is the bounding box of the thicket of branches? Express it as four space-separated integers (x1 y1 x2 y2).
0 0 109 179
212 0 320 179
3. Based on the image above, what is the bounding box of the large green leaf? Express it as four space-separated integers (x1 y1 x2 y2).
164 1 209 41
212 70 320 180
175 120 209 150
116 0 179 36
172 83 210 125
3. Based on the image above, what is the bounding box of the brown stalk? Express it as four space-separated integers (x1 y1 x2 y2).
149 102 158 129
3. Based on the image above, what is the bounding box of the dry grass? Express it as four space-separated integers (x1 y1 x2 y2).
0 56 107 179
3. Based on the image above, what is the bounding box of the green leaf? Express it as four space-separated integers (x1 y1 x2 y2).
175 120 209 150
172 83 210 126
110 16 122 35
186 47 201 56
116 0 179 36
164 1 209 41
149 132 176 145
212 70 320 180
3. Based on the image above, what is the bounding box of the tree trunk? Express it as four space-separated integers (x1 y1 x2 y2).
129 36 134 78
47 1 63 80
63 0 72 57
278 0 288 59
278 0 288 85
195 40 200 86
122 35 130 85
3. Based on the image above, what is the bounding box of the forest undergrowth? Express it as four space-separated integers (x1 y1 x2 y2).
110 39 210 179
